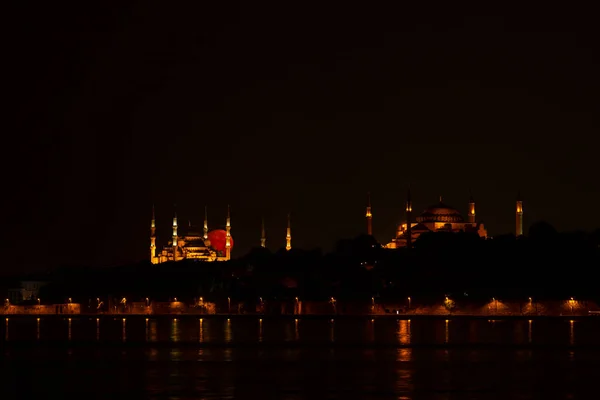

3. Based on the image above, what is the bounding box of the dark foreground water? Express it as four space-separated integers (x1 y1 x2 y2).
1 316 600 399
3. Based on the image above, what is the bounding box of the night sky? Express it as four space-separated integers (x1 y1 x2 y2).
3 3 599 274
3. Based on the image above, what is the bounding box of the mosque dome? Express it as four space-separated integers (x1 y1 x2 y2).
417 202 465 223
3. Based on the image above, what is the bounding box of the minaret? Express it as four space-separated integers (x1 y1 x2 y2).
150 205 157 263
405 189 413 249
203 206 208 240
468 192 476 225
366 192 373 236
172 207 178 261
225 205 231 260
516 192 523 237
260 216 266 248
286 213 292 251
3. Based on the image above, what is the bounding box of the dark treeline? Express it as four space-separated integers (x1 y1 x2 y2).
27 222 600 304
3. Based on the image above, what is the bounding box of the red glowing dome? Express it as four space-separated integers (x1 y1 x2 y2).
207 229 234 253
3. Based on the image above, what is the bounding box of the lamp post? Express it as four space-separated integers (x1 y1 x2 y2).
570 297 574 314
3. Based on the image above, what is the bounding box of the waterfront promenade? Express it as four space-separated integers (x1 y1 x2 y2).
2 298 598 317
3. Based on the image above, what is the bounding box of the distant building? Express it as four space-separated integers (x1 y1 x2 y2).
365 191 524 248
151 205 233 263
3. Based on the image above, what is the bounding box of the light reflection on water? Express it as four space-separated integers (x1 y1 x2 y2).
1 317 597 399
396 319 411 362
329 318 335 342
170 318 180 342
199 318 204 343
258 318 262 342
367 318 375 342
0 316 595 349
223 319 232 361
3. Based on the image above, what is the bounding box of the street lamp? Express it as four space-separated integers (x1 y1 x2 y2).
570 297 574 314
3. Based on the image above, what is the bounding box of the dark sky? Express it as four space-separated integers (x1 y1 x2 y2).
3 2 599 273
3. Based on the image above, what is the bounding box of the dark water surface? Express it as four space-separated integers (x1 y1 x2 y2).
2 316 600 399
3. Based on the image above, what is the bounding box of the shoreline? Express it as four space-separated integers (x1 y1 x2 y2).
2 313 598 319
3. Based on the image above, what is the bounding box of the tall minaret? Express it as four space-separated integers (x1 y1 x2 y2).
516 192 523 237
172 207 178 261
366 192 373 236
260 216 266 248
286 213 292 251
468 192 476 225
150 205 157 263
203 206 208 240
405 189 413 249
225 205 231 260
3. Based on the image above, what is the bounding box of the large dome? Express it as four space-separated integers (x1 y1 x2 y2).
417 202 464 223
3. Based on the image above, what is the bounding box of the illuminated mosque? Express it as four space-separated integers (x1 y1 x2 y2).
365 191 524 249
148 190 524 261
150 206 234 263
149 206 293 263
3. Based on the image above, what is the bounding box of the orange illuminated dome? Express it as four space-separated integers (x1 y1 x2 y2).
207 229 234 253
417 202 465 223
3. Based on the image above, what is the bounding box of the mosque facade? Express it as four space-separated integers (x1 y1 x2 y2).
365 191 524 249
